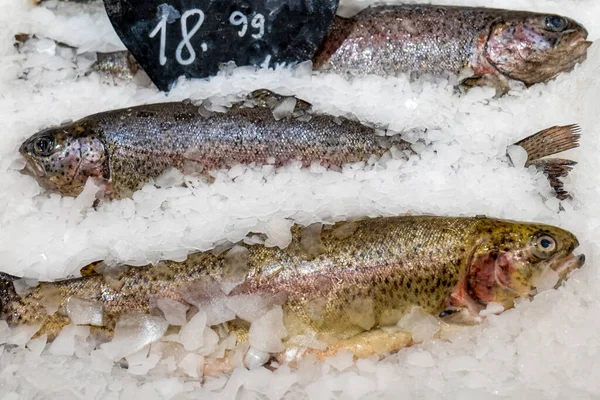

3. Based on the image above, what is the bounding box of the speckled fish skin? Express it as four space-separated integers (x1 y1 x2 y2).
313 5 590 89
0 216 583 354
19 101 582 201
93 52 140 81
19 97 407 199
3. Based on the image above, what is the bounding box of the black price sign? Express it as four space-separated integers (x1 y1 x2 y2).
104 0 339 91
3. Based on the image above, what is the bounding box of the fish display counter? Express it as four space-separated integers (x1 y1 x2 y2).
0 0 598 398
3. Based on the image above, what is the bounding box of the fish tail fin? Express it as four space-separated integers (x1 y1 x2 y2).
514 124 581 200
527 158 578 178
515 124 581 163
527 158 578 200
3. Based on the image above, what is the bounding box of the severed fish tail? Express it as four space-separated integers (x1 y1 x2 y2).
513 124 582 200
516 124 581 163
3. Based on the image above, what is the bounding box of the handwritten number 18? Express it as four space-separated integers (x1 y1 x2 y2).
176 9 205 65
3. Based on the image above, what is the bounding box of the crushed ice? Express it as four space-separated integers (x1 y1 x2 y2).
0 0 598 397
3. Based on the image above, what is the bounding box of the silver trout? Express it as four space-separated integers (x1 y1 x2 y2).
18 91 581 200
313 5 591 92
0 215 584 370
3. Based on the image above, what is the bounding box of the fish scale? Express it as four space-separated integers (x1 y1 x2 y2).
72 101 407 199
314 6 496 76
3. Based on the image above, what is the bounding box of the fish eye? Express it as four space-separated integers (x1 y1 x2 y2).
545 16 568 32
532 235 557 258
33 136 55 156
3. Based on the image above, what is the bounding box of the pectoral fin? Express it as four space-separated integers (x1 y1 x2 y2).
438 307 482 325
460 74 511 97
79 262 102 277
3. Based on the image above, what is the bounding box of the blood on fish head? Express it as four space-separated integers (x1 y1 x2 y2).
19 121 109 197
466 219 584 310
485 13 591 85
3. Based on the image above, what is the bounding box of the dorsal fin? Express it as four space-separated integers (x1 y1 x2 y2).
247 89 313 112
79 261 103 277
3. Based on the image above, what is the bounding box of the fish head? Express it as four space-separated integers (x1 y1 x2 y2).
467 219 584 310
19 121 108 197
485 13 591 85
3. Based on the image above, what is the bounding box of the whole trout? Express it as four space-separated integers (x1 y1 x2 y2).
314 5 591 92
19 92 407 199
0 216 584 370
19 91 581 200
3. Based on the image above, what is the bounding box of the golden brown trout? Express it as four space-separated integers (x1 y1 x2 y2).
0 216 584 371
314 5 591 92
18 90 581 200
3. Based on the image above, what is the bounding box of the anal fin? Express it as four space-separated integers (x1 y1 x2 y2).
279 327 413 366
460 74 510 96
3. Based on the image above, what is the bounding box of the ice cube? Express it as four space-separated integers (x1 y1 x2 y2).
156 298 189 326
272 97 297 120
178 353 204 378
226 293 285 322
177 311 207 351
397 306 441 342
406 351 434 367
507 145 528 168
48 324 90 356
221 245 250 294
249 306 287 353
65 297 104 326
101 313 169 360
244 347 270 370
300 223 326 259
264 218 294 248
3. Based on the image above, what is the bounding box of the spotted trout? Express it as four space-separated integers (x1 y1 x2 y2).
19 91 581 200
314 5 591 92
0 216 584 371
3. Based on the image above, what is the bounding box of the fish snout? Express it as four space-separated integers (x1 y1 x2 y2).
553 253 585 281
20 152 46 178
564 29 592 51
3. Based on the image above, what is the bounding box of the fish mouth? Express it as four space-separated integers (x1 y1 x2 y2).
20 154 46 178
568 37 593 56
538 36 591 83
528 251 584 296
551 253 585 287
563 31 592 57
570 38 592 49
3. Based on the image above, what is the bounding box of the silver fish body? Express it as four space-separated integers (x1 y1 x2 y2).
313 5 590 90
19 94 408 199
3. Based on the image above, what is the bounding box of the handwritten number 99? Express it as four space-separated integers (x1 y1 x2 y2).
229 11 265 39
149 8 265 67
229 11 248 37
250 14 265 39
